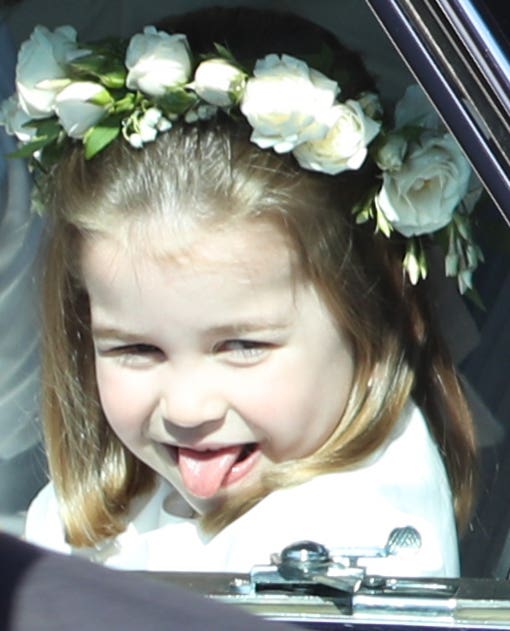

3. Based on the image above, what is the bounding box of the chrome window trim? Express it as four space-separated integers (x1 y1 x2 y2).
364 0 510 225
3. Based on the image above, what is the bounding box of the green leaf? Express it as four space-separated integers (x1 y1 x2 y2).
418 240 428 279
457 269 473 293
453 213 470 241
75 38 128 59
112 91 137 114
445 252 459 276
402 238 428 285
88 88 114 107
7 136 55 159
157 88 198 115
463 286 485 310
69 53 127 89
375 204 392 237
403 247 420 285
23 117 59 134
213 43 238 66
84 119 121 159
355 208 372 224
7 118 62 159
352 195 374 223
99 70 127 90
37 137 67 168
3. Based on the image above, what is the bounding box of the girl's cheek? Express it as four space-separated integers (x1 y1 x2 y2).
236 385 293 424
95 364 149 431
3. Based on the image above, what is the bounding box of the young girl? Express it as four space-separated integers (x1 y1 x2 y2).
3 7 478 577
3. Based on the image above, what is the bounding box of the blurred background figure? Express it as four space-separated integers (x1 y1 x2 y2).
0 4 46 531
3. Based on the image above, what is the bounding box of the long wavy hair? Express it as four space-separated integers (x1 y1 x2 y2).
40 8 476 546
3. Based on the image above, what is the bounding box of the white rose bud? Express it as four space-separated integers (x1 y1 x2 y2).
375 133 471 237
193 59 246 107
293 100 380 175
240 54 339 153
16 25 78 119
0 94 36 143
125 26 192 97
375 133 408 171
55 82 111 138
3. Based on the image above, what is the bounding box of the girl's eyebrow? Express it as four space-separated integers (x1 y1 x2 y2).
91 326 142 342
206 319 291 337
92 320 291 341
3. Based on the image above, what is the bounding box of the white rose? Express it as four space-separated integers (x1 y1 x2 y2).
55 82 110 138
16 25 78 119
193 59 246 107
376 133 471 237
0 94 36 143
125 26 192 97
240 54 339 153
293 100 380 175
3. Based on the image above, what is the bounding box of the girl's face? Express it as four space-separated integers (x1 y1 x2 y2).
82 219 355 515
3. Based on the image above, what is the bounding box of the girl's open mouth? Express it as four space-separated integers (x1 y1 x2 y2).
175 442 261 498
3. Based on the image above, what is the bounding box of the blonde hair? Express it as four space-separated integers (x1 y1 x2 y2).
41 114 476 546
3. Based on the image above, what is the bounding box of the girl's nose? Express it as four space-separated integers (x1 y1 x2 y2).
158 363 228 429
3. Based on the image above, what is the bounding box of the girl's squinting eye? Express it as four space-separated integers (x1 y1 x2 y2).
96 343 163 365
115 343 161 355
214 339 270 362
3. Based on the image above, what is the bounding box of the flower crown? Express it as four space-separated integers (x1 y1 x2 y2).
0 25 483 293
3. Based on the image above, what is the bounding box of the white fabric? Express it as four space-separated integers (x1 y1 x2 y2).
26 402 459 577
0 19 43 459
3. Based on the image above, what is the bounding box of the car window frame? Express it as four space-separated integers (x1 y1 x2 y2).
364 0 510 226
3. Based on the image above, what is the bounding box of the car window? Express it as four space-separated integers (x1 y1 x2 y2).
366 0 510 224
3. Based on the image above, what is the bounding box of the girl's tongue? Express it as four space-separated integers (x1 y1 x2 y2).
177 445 244 498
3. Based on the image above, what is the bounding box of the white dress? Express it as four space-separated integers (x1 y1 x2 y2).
25 402 459 577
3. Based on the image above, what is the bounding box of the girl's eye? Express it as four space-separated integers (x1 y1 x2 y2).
115 344 160 355
97 343 163 365
213 339 270 362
